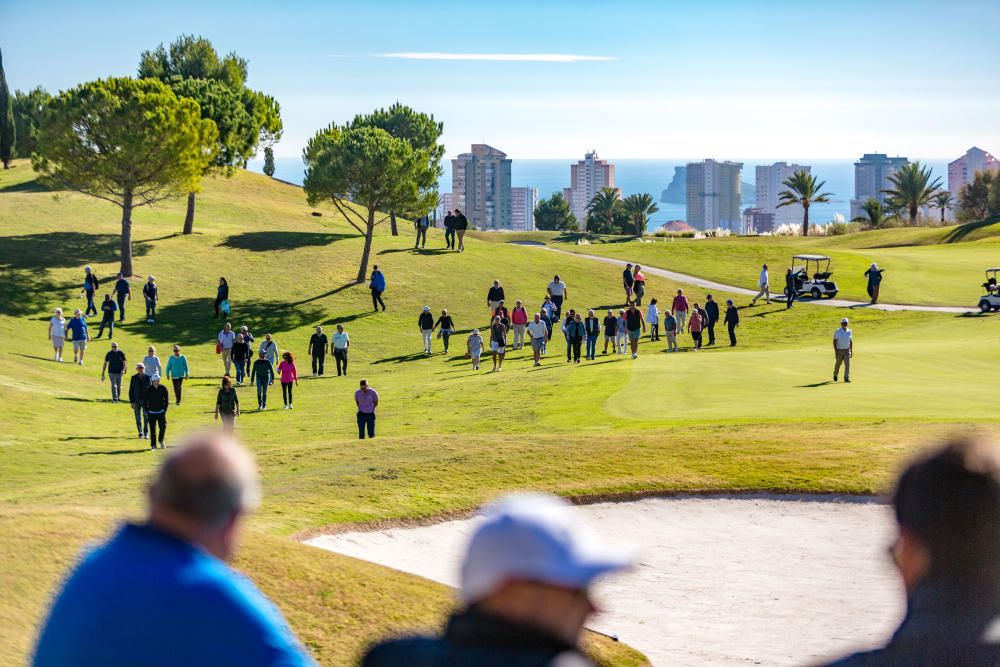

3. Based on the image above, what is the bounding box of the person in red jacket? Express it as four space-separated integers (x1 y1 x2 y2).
510 300 529 350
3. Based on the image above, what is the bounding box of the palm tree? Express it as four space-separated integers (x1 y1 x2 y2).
621 193 659 236
860 197 887 228
883 162 943 226
585 187 622 233
932 190 954 224
777 170 832 236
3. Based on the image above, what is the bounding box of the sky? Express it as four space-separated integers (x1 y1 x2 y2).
3 0 999 161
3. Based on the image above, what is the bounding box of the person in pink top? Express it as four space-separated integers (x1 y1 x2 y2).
355 379 379 440
510 300 529 350
688 303 704 350
277 351 299 410
671 289 690 334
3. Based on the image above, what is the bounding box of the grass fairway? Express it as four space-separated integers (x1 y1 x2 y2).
491 219 1000 307
1 160 995 665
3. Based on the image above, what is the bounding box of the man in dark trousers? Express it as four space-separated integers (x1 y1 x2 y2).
142 373 170 449
308 325 328 377
128 362 151 439
453 208 469 252
785 267 797 309
113 273 131 322
704 294 720 346
414 214 430 249
724 299 740 346
443 209 456 250
142 276 158 323
622 263 634 304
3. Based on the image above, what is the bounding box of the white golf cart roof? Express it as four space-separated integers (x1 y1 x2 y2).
793 254 831 261
988 268 1000 273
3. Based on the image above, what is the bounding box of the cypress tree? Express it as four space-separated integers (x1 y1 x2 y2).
0 48 16 169
263 145 275 177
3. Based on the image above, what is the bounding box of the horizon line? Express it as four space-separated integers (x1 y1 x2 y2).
376 52 617 62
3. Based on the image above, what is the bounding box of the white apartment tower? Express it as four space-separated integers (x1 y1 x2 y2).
511 187 538 232
849 153 908 220
451 144 513 230
562 151 618 230
948 147 999 197
756 162 810 229
685 159 743 231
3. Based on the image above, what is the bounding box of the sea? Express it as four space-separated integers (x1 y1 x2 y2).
251 157 950 232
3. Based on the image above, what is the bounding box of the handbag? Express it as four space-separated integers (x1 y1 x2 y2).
215 342 222 354
220 299 230 315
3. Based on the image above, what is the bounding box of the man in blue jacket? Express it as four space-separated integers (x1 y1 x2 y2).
370 265 386 312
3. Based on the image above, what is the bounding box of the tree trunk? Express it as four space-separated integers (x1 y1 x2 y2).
356 207 376 284
183 191 196 235
120 191 135 277
941 207 946 224
801 203 810 237
389 210 399 236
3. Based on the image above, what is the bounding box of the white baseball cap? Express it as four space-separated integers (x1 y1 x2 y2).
150 373 161 381
423 305 430 312
460 494 634 603
841 317 849 324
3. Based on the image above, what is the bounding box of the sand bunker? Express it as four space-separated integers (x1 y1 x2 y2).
306 495 903 666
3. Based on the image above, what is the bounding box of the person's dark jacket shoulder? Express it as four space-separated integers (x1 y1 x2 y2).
725 306 740 325
487 286 505 302
362 608 594 667
250 359 274 384
418 312 434 329
705 300 720 321
454 214 469 230
584 317 601 336
142 384 169 412
128 374 151 403
444 214 455 229
218 282 229 300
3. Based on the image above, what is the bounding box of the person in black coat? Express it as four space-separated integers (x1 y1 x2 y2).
785 268 797 309
443 210 456 249
704 294 720 346
128 363 152 438
215 277 229 318
141 374 169 449
724 299 740 346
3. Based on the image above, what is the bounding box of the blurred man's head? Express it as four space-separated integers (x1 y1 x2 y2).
460 494 632 645
891 436 1000 595
148 432 261 561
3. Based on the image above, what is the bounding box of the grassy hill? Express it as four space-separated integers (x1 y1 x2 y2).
1 160 996 665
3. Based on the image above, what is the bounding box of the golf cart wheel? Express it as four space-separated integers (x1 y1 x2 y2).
811 288 821 299
982 300 993 313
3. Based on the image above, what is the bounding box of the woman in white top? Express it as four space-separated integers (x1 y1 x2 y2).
142 345 163 378
646 298 660 341
48 308 67 362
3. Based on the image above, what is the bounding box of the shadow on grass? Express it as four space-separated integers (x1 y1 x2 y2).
61 435 121 441
292 282 356 306
943 215 1000 243
0 178 52 194
320 310 376 326
151 297 326 347
372 352 429 365
378 247 452 256
76 449 151 456
219 231 353 252
797 381 834 388
10 352 60 363
56 397 104 403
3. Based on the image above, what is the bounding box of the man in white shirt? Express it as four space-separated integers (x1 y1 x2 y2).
751 264 770 305
332 324 350 376
526 313 549 367
217 322 236 375
546 275 568 319
833 317 853 382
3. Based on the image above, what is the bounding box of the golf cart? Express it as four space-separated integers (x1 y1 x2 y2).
980 268 1000 312
788 254 839 299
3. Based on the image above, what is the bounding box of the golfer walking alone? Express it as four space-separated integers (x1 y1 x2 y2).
751 264 770 305
833 317 853 382
355 379 379 439
369 265 386 311
865 263 885 304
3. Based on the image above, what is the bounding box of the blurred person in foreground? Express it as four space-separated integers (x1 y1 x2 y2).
824 436 1000 666
362 493 633 666
33 432 314 667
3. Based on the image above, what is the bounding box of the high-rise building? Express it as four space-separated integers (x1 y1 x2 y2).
743 207 775 234
511 187 538 232
948 146 999 196
451 144 512 230
756 162 810 229
685 159 743 231
849 153 908 220
563 151 618 230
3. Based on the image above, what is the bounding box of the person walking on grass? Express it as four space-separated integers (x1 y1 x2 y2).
48 307 67 362
164 345 189 406
647 298 660 341
258 333 278 381
231 335 249 385
142 374 169 450
865 262 885 304
214 277 229 318
688 304 704 351
751 263 770 305
101 341 126 403
527 314 547 367
493 300 511 332
539 308 553 356
616 308 628 354
332 325 350 376
624 302 646 359
705 294 720 346
355 379 379 439
671 289 689 335
663 310 679 352
308 325 328 377
566 312 586 364
142 276 158 323
444 209 456 250
217 322 235 375
467 328 484 370
487 280 505 317
547 274 568 319
724 299 740 346
278 352 299 409
82 266 99 317
511 300 529 350
32 433 315 667
453 208 469 252
540 295 556 322
833 317 853 383
490 315 508 372
67 309 90 365
370 265 387 311
215 375 240 433
584 309 601 360
238 327 254 379
96 294 117 339
128 363 151 439
418 306 435 355
785 267 797 309
622 263 634 304
602 309 618 354
142 345 162 379
250 351 274 411
414 214 430 248
632 265 646 307
113 273 130 322
560 309 577 362
434 309 456 355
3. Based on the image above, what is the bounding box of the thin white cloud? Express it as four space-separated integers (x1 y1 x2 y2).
377 52 616 63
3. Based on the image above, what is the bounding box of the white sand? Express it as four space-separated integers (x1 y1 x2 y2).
306 496 903 666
